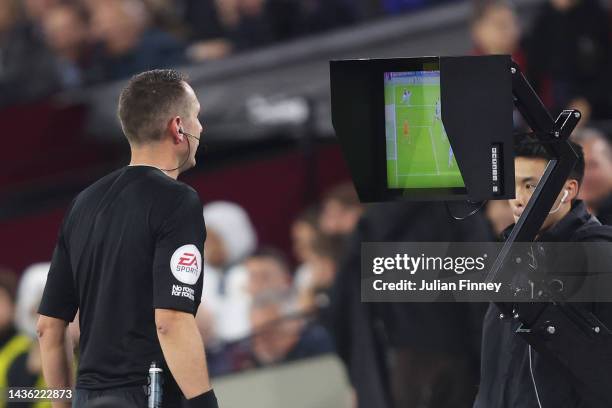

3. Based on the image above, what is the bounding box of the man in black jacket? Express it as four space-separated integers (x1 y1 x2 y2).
474 139 612 407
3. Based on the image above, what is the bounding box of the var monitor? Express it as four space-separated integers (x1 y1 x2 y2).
330 55 515 202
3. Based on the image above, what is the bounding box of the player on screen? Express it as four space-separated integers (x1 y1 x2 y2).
435 98 441 121
402 89 411 105
403 119 410 144
448 145 454 168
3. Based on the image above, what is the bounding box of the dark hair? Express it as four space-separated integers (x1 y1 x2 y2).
52 2 89 24
322 182 360 208
471 0 515 24
0 268 18 303
572 127 612 162
249 247 291 275
118 69 191 144
311 234 344 264
514 137 585 185
294 206 320 228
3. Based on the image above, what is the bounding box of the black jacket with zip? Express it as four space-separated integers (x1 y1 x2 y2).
474 200 612 408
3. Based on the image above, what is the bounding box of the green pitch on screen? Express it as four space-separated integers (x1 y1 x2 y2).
384 72 465 189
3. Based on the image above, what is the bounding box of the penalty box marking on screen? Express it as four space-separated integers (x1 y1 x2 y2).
392 88 445 176
392 124 445 176
387 83 453 186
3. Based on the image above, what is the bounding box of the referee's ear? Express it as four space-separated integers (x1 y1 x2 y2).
168 116 184 144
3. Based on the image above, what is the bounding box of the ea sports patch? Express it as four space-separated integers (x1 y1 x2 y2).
170 244 202 285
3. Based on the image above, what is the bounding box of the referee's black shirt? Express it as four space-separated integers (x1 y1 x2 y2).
38 166 206 391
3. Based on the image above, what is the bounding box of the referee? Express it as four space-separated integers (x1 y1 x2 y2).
36 70 218 408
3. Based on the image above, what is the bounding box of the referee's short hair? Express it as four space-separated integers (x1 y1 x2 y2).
118 69 191 145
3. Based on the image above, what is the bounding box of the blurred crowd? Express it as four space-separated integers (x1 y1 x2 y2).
0 182 364 407
3 122 612 403
193 182 362 376
1 0 609 116
471 0 612 123
2 0 612 406
0 0 459 107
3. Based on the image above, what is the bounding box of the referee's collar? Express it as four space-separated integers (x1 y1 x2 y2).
126 164 172 178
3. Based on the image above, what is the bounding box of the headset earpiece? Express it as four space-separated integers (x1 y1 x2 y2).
561 189 569 203
549 189 570 214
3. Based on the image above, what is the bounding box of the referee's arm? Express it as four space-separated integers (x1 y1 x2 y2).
155 309 216 403
153 188 218 407
38 228 77 408
37 316 73 408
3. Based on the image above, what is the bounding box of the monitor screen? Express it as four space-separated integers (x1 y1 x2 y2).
384 71 465 189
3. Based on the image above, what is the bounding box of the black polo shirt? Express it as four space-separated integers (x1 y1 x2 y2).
39 166 206 391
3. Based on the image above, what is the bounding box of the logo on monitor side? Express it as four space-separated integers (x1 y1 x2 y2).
491 145 501 195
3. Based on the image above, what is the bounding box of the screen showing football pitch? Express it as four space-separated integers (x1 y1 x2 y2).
384 71 465 189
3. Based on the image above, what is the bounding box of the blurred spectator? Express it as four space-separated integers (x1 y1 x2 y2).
194 305 235 377
230 0 275 50
296 234 343 332
471 0 528 130
471 0 523 65
573 127 612 224
23 0 61 26
382 0 431 14
265 0 358 42
485 200 514 237
136 0 233 62
7 263 50 407
249 289 333 366
245 247 292 297
0 268 32 399
88 0 186 82
331 202 493 408
198 247 297 375
40 3 92 89
213 0 359 51
291 206 320 293
319 182 363 238
203 201 257 272
180 0 234 62
202 201 257 342
525 0 612 121
214 0 242 31
140 0 184 35
308 236 343 294
0 0 60 106
0 268 18 347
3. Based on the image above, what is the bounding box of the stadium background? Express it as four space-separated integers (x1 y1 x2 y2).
1 0 611 407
